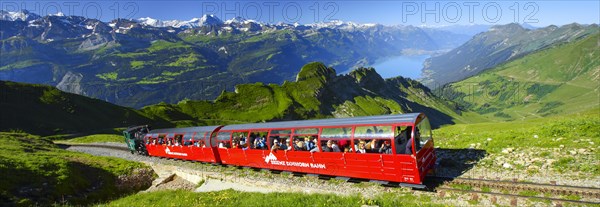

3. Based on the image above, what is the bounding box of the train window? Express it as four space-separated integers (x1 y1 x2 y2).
415 118 432 152
293 135 317 151
294 128 318 135
173 134 183 146
209 132 218 147
270 135 291 151
196 132 207 148
354 126 393 154
158 134 166 145
216 132 232 148
232 132 249 149
249 131 268 150
183 133 193 146
395 126 412 154
320 127 351 153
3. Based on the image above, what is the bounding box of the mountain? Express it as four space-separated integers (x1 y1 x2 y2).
0 10 470 108
420 24 492 36
0 81 171 135
141 62 461 127
438 33 600 121
420 23 599 88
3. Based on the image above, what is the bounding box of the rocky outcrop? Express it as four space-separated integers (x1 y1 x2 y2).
56 71 85 95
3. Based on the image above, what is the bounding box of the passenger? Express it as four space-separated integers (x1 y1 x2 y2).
379 141 392 154
344 147 350 153
295 140 305 151
257 136 267 149
327 140 341 152
167 139 173 146
271 139 279 151
357 142 367 153
242 142 249 150
281 139 290 150
232 142 239 149
219 142 226 149
174 140 180 146
306 137 316 151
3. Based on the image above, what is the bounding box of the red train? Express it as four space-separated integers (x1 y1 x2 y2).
124 113 436 188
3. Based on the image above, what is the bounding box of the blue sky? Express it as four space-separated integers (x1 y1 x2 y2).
3 1 599 27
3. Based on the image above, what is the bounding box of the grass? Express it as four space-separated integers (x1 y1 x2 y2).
435 108 599 176
435 108 600 153
0 132 154 206
0 81 164 136
61 134 124 144
103 189 443 207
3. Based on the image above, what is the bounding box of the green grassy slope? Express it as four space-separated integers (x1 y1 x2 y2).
0 81 172 136
104 189 439 207
435 108 599 176
441 33 600 121
0 132 154 206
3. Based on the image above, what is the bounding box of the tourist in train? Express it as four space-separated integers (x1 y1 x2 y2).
232 141 239 149
294 140 305 151
326 140 341 152
271 139 280 151
257 136 267 149
344 147 351 153
357 142 367 153
305 137 315 151
379 141 392 154
219 141 226 148
281 139 290 150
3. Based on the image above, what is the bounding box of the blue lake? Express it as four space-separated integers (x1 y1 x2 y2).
369 55 430 79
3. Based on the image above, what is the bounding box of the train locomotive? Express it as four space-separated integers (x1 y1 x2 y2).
123 113 436 188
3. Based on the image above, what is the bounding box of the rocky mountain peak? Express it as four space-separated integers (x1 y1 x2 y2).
0 9 41 21
296 62 336 83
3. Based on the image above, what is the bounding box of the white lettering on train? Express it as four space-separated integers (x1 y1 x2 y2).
264 152 326 169
165 147 188 156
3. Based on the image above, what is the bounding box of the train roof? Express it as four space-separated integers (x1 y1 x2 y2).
148 125 221 134
220 113 422 131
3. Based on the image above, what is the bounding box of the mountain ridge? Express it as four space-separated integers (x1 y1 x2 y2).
420 23 599 88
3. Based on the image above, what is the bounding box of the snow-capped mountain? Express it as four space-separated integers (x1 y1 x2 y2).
0 10 41 21
137 14 223 28
0 9 475 108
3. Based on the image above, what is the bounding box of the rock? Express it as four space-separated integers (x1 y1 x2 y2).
502 148 514 154
559 145 565 148
569 151 577 155
502 163 513 169
533 135 539 139
487 138 492 141
577 149 587 154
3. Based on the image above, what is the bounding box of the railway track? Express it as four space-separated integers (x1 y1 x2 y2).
61 143 600 205
429 176 600 198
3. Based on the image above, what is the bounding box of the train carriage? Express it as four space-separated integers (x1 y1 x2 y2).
123 113 436 188
142 126 223 163
213 113 435 187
